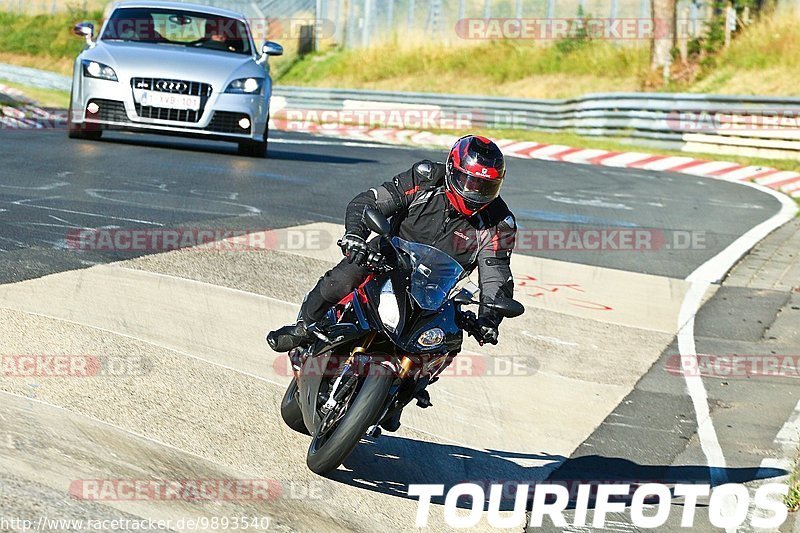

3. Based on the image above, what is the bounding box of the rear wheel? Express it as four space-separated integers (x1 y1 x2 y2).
306 367 394 475
281 378 310 435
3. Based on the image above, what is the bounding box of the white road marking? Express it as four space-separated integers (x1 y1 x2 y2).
678 180 797 531
84 189 261 216
6 198 163 226
544 195 633 210
0 181 68 191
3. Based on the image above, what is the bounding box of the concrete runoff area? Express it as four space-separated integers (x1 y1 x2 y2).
0 220 702 531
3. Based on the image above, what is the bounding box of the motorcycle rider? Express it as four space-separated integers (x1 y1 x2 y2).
268 135 517 368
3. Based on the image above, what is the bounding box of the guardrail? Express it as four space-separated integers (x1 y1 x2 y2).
1 59 798 160
273 86 800 159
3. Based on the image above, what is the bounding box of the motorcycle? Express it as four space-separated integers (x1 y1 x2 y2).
277 208 525 475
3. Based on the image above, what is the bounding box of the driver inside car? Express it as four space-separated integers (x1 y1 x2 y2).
268 135 518 427
197 17 236 52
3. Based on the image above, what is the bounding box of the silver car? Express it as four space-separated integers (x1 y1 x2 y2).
68 0 283 157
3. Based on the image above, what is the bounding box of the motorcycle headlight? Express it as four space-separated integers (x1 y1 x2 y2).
418 328 445 348
378 279 400 332
82 60 118 81
225 77 263 94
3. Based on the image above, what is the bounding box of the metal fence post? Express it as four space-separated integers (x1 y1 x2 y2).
362 0 373 47
547 0 555 19
515 0 523 18
407 0 415 29
332 0 342 45
346 0 356 48
386 0 394 33
610 0 618 19
483 0 491 19
458 0 465 20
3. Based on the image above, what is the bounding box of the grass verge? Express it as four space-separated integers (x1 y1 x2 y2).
0 79 69 108
0 10 103 77
787 447 800 512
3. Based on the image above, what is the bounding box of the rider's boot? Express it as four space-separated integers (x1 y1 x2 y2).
267 289 335 353
415 389 433 409
266 319 313 353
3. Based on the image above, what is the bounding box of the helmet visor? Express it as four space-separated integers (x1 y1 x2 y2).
450 167 503 204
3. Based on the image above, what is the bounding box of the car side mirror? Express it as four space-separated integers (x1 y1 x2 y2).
364 208 391 237
486 298 525 319
262 41 284 56
73 22 94 45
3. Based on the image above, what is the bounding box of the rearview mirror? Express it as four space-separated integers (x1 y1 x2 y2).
364 208 391 237
73 22 94 45
486 298 525 319
262 41 284 56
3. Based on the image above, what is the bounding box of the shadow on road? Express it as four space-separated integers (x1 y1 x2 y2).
94 133 376 165
330 435 786 510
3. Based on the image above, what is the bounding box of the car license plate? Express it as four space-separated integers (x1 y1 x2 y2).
140 90 200 111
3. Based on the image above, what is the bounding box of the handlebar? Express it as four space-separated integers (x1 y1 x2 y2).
457 309 491 346
336 239 392 273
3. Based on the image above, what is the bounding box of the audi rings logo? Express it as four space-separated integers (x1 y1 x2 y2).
155 80 188 93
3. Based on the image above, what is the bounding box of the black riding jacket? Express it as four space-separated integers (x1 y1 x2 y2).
345 160 517 327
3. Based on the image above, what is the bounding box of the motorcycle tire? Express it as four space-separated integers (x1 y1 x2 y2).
306 367 394 475
281 378 310 435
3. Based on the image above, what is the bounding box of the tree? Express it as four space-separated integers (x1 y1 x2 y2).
650 0 676 81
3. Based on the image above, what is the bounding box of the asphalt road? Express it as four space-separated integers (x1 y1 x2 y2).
0 119 796 531
0 128 782 284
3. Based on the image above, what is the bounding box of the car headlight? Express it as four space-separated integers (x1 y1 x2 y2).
225 78 263 94
378 279 400 332
418 328 445 348
82 60 118 81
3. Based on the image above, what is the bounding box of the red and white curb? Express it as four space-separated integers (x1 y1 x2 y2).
0 83 65 129
269 118 800 199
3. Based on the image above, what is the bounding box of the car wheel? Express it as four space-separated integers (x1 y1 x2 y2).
67 92 102 141
238 127 268 158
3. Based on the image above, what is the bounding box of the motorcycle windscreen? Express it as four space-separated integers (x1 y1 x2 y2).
392 237 464 311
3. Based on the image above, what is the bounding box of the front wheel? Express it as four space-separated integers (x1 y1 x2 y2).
238 130 267 158
306 368 394 475
67 89 102 140
281 378 310 435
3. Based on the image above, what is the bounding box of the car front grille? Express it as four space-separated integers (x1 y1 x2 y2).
208 112 252 135
130 78 212 123
86 99 128 124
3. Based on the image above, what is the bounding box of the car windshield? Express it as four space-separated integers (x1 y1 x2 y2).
101 7 252 55
392 237 464 311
